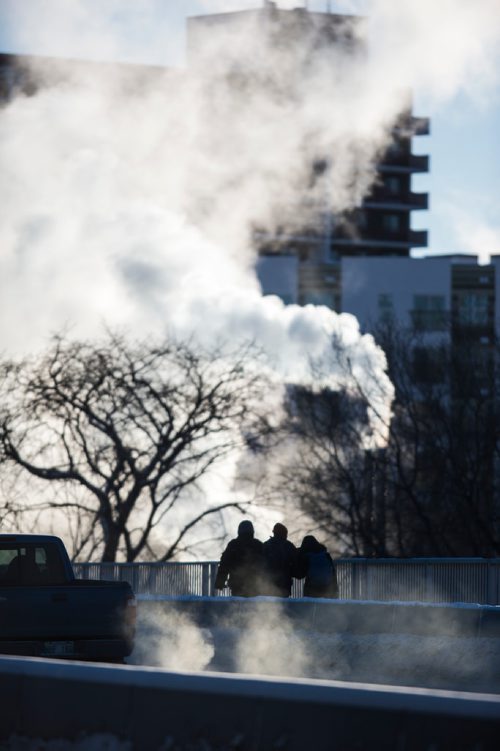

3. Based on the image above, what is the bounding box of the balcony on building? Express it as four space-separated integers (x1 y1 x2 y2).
409 229 428 247
409 116 430 136
379 153 430 174
364 190 428 211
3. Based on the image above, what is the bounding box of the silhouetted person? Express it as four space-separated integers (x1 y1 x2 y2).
262 522 297 597
4 555 40 586
214 520 264 597
295 535 338 599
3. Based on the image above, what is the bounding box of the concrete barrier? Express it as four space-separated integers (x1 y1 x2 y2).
132 597 500 693
1 656 500 750
137 596 500 637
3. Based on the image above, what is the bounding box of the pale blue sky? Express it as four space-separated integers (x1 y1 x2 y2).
0 0 498 259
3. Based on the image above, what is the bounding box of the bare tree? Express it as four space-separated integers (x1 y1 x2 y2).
245 336 395 557
272 325 500 557
378 324 500 556
0 466 27 534
0 332 265 561
272 383 392 557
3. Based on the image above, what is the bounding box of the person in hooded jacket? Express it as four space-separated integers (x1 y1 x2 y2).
214 520 264 597
295 535 338 599
262 522 297 597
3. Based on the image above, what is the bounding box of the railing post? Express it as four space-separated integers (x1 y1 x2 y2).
487 562 500 606
351 560 358 600
211 562 221 597
352 559 368 601
366 560 372 601
202 563 210 597
425 562 433 602
359 560 367 600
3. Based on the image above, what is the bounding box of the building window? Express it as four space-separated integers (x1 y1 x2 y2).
411 295 447 331
457 292 489 326
386 177 401 195
356 210 367 229
378 293 394 322
382 214 401 233
387 141 403 157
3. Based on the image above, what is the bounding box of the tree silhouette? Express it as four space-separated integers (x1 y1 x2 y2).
0 333 265 561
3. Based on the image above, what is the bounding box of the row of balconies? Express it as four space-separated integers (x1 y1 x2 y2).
332 229 428 248
257 232 428 257
409 116 430 136
364 191 428 210
379 154 430 173
393 115 430 138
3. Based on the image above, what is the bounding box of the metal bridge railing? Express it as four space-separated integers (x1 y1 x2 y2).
72 561 219 598
334 558 500 605
72 558 500 605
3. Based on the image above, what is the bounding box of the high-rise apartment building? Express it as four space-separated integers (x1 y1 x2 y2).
1 2 429 311
187 2 429 309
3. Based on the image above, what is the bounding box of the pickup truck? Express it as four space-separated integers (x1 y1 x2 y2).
0 534 136 662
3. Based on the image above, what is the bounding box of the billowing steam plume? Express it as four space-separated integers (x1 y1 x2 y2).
0 3 397 442
1 0 498 529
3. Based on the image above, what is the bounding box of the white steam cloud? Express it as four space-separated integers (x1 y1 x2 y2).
0 4 396 444
364 0 500 104
198 0 500 101
132 600 500 694
234 602 310 677
1 0 499 526
132 604 215 671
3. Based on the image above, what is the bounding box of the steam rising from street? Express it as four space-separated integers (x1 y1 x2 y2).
131 606 215 672
131 599 500 694
1 0 499 527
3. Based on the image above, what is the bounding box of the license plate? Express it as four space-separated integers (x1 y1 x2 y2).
41 640 75 657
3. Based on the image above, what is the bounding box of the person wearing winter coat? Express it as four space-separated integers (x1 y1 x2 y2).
262 522 297 597
295 535 338 599
214 520 264 597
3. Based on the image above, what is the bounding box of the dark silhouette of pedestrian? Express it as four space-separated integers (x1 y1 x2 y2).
295 535 338 599
262 522 297 597
214 520 264 597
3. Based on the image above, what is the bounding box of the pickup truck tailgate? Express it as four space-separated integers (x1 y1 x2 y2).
0 580 131 640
